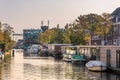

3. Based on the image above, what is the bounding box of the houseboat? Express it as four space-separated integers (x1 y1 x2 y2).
62 44 120 73
62 46 76 62
47 44 73 59
75 45 120 73
97 45 120 74
62 46 86 63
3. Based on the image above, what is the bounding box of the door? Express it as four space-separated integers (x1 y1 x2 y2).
106 49 111 67
116 50 120 68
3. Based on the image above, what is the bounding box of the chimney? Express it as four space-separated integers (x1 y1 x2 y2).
48 20 49 27
41 21 43 26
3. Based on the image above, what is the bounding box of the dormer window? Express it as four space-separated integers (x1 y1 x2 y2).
118 17 120 22
116 17 120 22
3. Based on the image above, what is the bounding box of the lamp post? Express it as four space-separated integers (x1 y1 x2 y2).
102 22 107 45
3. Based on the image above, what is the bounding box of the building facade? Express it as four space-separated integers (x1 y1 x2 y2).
91 7 120 46
107 7 120 45
23 29 42 46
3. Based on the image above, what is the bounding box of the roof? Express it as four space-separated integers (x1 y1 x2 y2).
111 7 120 16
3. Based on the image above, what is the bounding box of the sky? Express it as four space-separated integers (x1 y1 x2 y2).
0 0 120 34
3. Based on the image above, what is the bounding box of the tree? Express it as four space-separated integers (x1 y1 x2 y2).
2 23 14 50
0 22 1 28
0 22 4 42
70 29 85 45
38 13 111 45
62 28 71 44
2 23 13 35
75 13 108 44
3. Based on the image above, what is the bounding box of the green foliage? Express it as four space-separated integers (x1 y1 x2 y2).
39 27 63 44
75 13 110 44
0 22 15 51
62 28 71 44
70 30 85 45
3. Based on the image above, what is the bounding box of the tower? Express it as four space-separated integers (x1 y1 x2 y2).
41 21 43 26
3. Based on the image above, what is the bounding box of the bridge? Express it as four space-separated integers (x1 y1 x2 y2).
13 34 23 36
12 33 23 41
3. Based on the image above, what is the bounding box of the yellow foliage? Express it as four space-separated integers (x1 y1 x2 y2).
84 34 90 42
0 33 4 41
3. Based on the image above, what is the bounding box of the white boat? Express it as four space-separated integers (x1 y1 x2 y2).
85 61 107 71
63 54 72 62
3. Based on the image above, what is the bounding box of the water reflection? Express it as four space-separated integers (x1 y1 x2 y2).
23 59 66 80
1 63 11 80
0 51 120 80
63 63 85 80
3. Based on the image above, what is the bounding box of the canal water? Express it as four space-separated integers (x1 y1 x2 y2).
0 50 120 80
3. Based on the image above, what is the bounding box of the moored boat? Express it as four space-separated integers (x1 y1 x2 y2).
85 60 107 71
63 54 72 62
71 54 85 63
62 46 76 62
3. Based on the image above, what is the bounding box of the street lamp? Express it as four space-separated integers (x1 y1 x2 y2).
101 22 107 45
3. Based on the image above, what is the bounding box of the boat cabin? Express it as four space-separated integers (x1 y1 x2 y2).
62 45 98 61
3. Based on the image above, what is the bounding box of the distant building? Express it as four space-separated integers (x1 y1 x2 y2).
41 20 49 32
23 29 42 45
41 26 49 32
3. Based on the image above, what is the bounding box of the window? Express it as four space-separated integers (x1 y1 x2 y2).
113 39 117 45
119 26 120 34
114 26 117 33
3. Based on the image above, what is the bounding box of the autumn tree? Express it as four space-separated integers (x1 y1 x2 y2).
38 13 111 45
75 13 110 44
62 27 71 44
2 23 14 50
